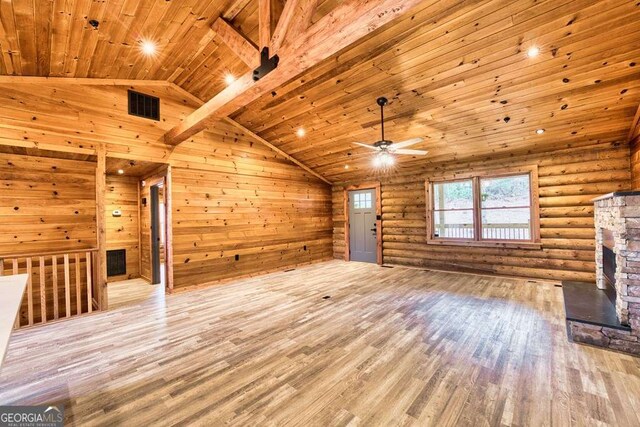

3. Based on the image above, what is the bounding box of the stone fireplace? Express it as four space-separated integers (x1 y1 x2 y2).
565 191 640 355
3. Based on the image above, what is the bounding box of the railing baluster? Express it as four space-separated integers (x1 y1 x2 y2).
64 254 71 318
26 258 33 326
75 253 81 315
39 256 46 324
52 255 59 320
86 252 92 314
12 259 20 328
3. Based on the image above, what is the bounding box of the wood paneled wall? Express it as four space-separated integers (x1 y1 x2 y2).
0 82 333 290
333 142 631 282
0 153 96 255
106 175 139 281
172 167 332 290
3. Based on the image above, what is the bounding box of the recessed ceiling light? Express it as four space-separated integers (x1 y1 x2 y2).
344 165 349 170
224 74 235 85
117 169 124 175
140 40 157 56
527 46 540 58
296 128 306 138
536 128 545 134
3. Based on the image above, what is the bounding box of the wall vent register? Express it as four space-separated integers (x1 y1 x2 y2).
107 249 126 277
128 90 160 121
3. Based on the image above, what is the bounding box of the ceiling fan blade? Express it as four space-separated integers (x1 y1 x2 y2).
393 149 429 155
389 137 424 150
353 142 379 150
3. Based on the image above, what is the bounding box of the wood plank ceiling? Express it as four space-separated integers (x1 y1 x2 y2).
1 0 639 182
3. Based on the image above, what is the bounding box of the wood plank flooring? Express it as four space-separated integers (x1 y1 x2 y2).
1 260 639 426
107 277 165 310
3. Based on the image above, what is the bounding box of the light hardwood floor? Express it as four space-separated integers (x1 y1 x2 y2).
1 261 639 426
108 277 165 310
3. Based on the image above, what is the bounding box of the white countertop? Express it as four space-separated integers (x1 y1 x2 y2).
0 274 28 371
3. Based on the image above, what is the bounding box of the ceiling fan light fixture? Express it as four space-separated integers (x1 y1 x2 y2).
374 151 394 168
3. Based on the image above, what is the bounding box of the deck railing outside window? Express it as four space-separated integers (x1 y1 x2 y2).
434 223 531 240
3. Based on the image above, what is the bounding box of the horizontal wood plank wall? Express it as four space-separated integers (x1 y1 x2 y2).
0 82 333 290
333 143 631 282
171 164 333 290
106 175 140 281
0 153 96 255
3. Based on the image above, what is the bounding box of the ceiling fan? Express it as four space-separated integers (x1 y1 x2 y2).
353 97 428 167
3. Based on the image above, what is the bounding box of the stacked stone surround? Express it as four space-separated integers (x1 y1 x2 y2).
594 193 640 326
574 192 640 355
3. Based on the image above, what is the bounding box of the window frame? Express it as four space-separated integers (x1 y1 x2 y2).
425 166 541 249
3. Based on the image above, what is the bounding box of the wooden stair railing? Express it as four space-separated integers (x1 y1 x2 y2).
0 249 99 329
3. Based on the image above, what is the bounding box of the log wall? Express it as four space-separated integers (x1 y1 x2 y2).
0 82 333 291
105 175 140 281
333 143 631 282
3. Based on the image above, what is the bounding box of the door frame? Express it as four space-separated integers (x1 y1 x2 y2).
343 182 382 265
140 165 174 293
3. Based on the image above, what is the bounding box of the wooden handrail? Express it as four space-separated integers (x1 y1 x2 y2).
0 248 98 260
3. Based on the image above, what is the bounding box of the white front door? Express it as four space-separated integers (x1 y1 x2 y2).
349 189 377 263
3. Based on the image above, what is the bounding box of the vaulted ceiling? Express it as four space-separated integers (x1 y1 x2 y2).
1 0 639 182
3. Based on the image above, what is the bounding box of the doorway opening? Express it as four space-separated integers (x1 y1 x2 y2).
344 183 382 264
105 158 172 310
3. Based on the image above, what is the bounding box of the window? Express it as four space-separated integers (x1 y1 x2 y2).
427 167 540 246
353 192 372 209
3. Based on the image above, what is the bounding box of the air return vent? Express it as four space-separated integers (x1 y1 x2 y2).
107 249 126 277
128 90 160 120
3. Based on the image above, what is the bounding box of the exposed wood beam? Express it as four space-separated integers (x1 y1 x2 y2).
270 0 300 54
286 0 318 42
166 81 331 184
211 17 260 69
259 0 272 50
164 0 423 146
223 0 253 20
225 118 332 184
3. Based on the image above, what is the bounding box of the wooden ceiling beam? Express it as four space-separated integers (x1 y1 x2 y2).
163 0 423 146
270 0 318 54
223 0 254 20
258 0 272 51
211 17 260 69
167 82 331 184
285 0 319 43
270 0 299 54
